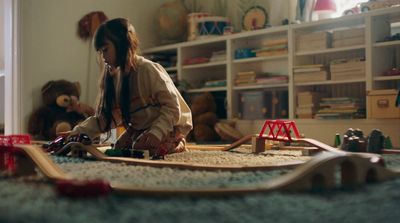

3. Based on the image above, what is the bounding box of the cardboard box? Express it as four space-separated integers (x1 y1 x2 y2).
368 89 400 119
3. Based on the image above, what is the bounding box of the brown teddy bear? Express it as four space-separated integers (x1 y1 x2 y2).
189 92 220 142
28 79 95 140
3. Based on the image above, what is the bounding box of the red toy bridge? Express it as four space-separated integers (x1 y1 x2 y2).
258 120 301 142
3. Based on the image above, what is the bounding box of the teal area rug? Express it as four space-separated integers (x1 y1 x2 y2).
1 155 400 223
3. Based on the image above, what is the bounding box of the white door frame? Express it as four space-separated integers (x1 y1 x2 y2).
4 0 22 134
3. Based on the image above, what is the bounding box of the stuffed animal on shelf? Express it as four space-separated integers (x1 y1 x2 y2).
28 79 95 140
188 92 220 142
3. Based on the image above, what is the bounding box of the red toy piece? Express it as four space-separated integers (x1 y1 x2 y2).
56 179 111 197
0 135 31 172
258 120 301 142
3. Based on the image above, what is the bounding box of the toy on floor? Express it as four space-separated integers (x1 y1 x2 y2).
104 148 151 159
28 80 95 140
43 133 92 156
188 92 220 142
338 128 397 153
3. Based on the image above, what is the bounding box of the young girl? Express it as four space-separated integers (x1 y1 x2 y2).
70 18 192 155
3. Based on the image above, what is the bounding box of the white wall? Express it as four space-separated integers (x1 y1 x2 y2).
0 0 4 69
1 0 4 125
20 0 165 132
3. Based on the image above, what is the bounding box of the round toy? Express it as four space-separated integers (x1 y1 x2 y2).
187 12 210 41
242 6 268 31
197 16 229 38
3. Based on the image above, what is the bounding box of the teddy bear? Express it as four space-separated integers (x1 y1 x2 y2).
188 92 220 142
28 79 95 140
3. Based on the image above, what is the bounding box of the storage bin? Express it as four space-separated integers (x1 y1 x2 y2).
367 89 400 118
238 90 288 120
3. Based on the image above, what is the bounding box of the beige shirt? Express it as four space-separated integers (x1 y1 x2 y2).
71 56 193 141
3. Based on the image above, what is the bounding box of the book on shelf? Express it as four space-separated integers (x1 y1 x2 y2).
330 57 365 65
255 49 288 57
320 97 361 102
183 57 209 65
294 70 328 82
332 28 364 40
237 71 257 77
315 96 365 119
296 31 331 42
262 38 288 46
317 108 359 114
296 106 316 114
296 32 331 52
296 42 329 51
235 72 288 86
252 44 288 53
332 36 365 48
297 91 326 105
330 66 365 73
293 67 324 73
254 76 288 84
293 64 324 69
330 72 365 80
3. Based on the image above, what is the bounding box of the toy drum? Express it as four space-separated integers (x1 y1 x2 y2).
187 12 210 41
197 16 229 38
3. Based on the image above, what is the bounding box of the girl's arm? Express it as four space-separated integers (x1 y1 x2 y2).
144 63 181 142
70 113 118 140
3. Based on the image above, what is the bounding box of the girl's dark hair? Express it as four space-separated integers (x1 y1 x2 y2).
94 18 139 131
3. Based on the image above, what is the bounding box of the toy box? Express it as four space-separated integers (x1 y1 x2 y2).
238 90 288 120
367 89 400 119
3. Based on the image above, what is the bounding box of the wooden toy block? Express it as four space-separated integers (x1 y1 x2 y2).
252 136 266 153
301 147 320 156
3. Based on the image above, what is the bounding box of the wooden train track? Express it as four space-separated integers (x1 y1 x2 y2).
1 119 398 197
2 142 398 197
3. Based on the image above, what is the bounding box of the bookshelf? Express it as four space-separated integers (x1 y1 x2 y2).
142 7 400 147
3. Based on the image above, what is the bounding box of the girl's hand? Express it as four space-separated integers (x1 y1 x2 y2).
134 132 161 150
56 131 71 137
114 129 133 149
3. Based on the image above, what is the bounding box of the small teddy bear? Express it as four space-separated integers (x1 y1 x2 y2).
28 79 95 140
189 92 220 142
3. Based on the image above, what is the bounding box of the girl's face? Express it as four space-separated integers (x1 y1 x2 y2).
100 40 117 68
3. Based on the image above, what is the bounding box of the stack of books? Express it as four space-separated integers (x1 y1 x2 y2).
315 97 365 119
332 28 365 48
296 91 325 119
252 38 288 57
296 31 331 52
235 71 288 86
293 64 328 83
330 58 365 80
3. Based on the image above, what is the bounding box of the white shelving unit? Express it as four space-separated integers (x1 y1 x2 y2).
143 7 400 147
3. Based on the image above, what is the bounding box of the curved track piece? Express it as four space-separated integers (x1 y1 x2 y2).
12 144 400 197
15 145 71 181
222 134 255 151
